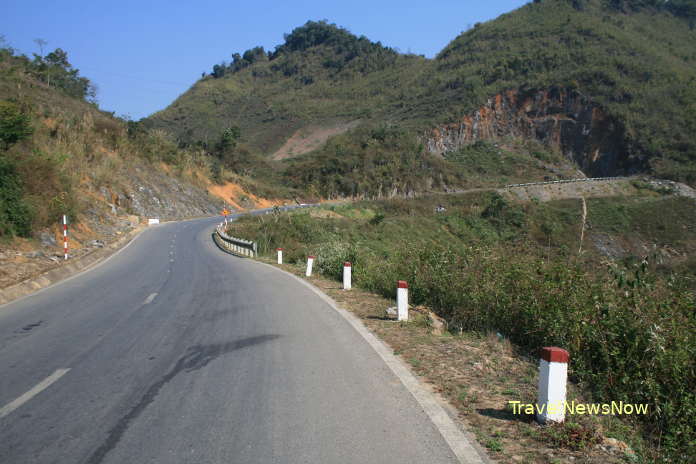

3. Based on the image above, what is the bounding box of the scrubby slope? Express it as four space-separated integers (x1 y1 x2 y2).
148 1 696 196
146 20 426 153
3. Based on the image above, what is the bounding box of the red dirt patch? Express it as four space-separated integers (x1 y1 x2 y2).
207 182 282 211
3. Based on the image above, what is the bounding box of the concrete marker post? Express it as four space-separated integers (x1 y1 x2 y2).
62 215 68 260
306 256 315 277
537 347 569 424
277 248 283 264
397 280 408 321
343 262 351 290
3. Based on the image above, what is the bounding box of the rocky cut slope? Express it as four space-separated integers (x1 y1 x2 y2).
0 42 227 289
429 0 696 184
424 87 637 177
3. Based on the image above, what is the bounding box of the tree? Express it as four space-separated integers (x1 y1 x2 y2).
0 101 33 149
33 38 47 56
44 48 69 87
216 126 240 152
212 63 226 78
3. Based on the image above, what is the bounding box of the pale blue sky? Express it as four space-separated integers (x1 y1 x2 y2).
2 1 528 119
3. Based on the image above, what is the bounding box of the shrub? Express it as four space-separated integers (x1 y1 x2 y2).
0 156 32 236
0 100 33 149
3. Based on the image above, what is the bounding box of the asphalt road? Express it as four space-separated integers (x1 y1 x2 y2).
0 215 463 464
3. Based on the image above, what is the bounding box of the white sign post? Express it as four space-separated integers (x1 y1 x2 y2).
343 262 352 290
306 256 315 277
397 280 408 321
537 347 569 424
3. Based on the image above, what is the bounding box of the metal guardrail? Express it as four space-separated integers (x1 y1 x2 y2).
212 204 324 258
214 223 257 258
504 176 628 189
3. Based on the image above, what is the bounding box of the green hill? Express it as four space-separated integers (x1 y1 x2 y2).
145 20 425 153
0 44 228 239
147 0 696 196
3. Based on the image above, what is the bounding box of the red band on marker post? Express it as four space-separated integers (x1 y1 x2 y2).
540 347 569 363
397 280 408 289
308 255 315 259
344 262 351 267
277 248 283 251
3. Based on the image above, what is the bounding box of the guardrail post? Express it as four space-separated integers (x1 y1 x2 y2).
253 242 257 257
277 248 283 264
343 262 351 290
306 256 315 277
537 347 569 424
397 280 408 321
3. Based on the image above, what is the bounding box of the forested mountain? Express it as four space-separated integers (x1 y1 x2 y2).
147 0 696 198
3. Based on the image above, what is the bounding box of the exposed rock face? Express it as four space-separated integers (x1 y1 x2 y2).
425 87 642 177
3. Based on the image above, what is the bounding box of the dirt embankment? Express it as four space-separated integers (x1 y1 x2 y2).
207 182 285 210
0 167 294 291
272 120 360 160
0 158 226 291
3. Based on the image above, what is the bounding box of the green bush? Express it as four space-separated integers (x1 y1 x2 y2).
0 100 33 149
0 156 32 236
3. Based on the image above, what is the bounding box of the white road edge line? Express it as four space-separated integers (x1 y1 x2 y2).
143 293 158 305
252 260 490 464
0 368 71 419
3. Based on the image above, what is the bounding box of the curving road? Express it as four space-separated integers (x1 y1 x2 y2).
0 215 467 463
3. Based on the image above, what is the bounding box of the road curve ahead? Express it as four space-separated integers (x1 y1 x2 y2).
0 216 462 464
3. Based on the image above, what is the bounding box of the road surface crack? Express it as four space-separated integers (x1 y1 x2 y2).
85 334 280 464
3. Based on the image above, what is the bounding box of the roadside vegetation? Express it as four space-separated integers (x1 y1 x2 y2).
228 192 696 461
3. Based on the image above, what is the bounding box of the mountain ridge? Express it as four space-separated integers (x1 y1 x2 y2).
146 0 696 194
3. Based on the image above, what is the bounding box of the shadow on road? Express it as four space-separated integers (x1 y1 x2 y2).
87 334 281 464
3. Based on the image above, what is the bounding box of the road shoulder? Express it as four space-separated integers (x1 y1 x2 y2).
247 257 493 464
0 226 145 308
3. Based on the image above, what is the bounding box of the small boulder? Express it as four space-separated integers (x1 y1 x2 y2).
40 231 56 247
599 437 636 458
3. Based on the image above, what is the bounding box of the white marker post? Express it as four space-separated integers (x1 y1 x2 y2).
343 262 352 290
537 347 569 424
277 248 283 264
306 256 315 277
62 215 68 260
397 280 408 321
